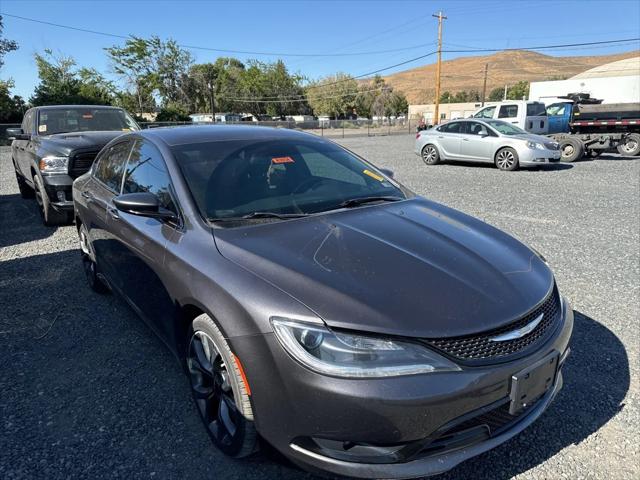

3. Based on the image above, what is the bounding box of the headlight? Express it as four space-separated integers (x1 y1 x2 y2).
526 141 545 150
271 317 460 378
39 156 69 174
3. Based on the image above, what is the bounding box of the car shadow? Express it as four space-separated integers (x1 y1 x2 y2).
0 193 62 248
592 153 639 162
437 309 629 480
439 160 574 171
0 248 628 479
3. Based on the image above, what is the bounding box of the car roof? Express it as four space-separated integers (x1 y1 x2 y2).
34 105 124 111
141 124 319 147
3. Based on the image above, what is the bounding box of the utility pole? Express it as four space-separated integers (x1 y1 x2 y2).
432 11 447 126
503 84 508 101
208 80 215 123
481 63 488 106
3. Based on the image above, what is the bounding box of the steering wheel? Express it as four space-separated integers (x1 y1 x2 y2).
290 177 324 212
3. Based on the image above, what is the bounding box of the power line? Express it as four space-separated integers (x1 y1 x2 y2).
441 38 640 54
219 85 392 103
1 12 438 57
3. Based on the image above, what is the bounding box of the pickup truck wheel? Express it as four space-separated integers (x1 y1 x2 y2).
495 147 519 171
33 175 72 226
79 224 109 294
187 314 257 458
559 138 584 162
617 133 640 156
421 144 441 165
15 168 35 198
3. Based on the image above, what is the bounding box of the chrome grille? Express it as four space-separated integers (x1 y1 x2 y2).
69 150 99 178
423 287 561 362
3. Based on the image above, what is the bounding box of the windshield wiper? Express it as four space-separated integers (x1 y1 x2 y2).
208 211 309 222
336 195 404 209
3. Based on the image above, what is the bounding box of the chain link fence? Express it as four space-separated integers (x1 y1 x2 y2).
1 119 419 146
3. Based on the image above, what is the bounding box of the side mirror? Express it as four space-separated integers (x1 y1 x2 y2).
113 192 176 220
6 128 30 141
379 168 395 178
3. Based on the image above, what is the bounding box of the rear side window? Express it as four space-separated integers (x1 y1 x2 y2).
123 140 177 213
439 121 464 133
526 103 547 116
498 105 518 118
473 106 495 119
93 141 132 192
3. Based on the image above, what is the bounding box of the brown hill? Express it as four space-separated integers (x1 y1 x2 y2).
383 50 640 104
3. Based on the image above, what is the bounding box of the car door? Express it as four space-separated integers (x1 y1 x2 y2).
108 139 181 342
497 104 520 127
82 140 134 283
15 110 35 179
459 121 495 162
435 121 464 158
546 103 569 134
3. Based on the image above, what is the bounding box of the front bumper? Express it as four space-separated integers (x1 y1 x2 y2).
231 299 574 479
42 174 74 210
519 148 562 166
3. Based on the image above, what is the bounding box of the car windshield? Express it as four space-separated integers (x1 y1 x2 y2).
38 108 139 135
171 137 405 221
484 120 526 135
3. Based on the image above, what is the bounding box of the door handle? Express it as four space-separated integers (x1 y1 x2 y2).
438 136 444 139
81 190 93 200
107 206 120 220
462 138 470 141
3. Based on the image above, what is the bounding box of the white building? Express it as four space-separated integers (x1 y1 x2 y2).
529 57 640 104
408 101 500 122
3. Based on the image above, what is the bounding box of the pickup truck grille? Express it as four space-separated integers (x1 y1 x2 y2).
69 150 99 178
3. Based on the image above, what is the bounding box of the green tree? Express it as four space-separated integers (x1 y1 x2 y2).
0 80 26 122
506 81 530 100
306 73 358 118
0 15 18 71
488 87 505 101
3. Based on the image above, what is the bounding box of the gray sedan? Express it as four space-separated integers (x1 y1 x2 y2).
415 119 561 171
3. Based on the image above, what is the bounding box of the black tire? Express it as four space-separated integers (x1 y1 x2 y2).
421 144 440 165
78 223 110 294
617 133 640 157
559 138 584 162
33 175 73 226
494 147 519 171
14 167 35 198
187 314 257 458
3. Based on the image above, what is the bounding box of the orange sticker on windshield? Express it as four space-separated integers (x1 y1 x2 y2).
272 156 294 164
363 169 384 181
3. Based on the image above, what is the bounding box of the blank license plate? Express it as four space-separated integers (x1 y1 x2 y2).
509 351 559 415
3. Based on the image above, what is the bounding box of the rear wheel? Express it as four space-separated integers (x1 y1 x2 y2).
617 133 640 156
421 144 440 165
79 223 109 294
34 175 73 226
559 138 584 162
187 314 257 458
495 147 519 171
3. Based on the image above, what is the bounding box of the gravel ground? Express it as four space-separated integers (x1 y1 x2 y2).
0 137 638 480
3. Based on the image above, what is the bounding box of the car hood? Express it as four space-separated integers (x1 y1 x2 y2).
213 198 554 338
512 133 551 144
41 131 128 155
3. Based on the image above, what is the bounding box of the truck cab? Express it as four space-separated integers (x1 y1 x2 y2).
472 101 548 134
545 102 573 135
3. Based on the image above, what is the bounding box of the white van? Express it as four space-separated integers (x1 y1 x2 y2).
471 101 548 134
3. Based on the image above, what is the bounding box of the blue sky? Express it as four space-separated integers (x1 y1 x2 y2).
1 0 639 99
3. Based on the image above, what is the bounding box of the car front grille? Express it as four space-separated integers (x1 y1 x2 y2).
69 150 99 178
544 141 560 150
423 286 561 363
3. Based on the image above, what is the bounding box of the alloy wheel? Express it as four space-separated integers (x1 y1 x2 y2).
422 146 437 164
187 330 242 447
496 150 516 169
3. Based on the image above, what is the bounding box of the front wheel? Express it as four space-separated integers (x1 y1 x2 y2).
495 147 519 171
617 133 640 157
559 138 584 162
34 175 72 226
187 314 257 458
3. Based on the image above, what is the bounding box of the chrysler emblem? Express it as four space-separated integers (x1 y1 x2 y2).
489 314 543 342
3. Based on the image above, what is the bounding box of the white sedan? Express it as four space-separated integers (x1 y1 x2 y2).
415 119 561 171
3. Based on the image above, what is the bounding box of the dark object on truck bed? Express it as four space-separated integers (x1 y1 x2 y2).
573 102 640 122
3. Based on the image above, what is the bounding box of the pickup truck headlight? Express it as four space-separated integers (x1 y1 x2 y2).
271 317 460 378
526 141 545 150
39 156 69 174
